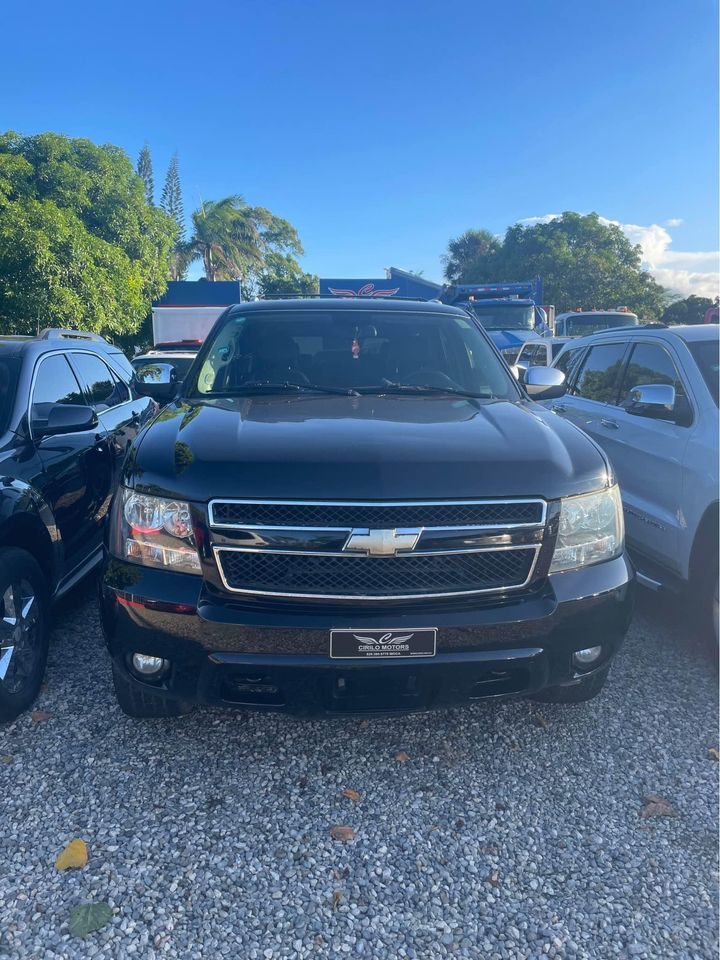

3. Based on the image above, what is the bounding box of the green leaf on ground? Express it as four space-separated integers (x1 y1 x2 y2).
68 902 113 938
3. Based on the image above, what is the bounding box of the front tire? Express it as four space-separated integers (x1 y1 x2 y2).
0 548 50 722
532 665 610 704
112 664 193 718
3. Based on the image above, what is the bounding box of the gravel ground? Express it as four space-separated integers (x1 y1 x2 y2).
0 581 717 960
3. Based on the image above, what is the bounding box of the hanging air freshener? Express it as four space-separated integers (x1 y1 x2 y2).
351 333 361 360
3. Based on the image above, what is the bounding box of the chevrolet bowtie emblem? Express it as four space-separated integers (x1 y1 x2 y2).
343 528 422 557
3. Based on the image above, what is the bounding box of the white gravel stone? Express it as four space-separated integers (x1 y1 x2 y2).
0 580 716 959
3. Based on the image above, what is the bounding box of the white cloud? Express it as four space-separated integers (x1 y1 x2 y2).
517 213 719 299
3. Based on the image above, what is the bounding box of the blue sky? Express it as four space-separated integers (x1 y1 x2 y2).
2 0 718 295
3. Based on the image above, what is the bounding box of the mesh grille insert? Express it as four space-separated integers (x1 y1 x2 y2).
217 548 536 598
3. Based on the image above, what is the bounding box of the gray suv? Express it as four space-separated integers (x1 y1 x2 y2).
549 324 719 642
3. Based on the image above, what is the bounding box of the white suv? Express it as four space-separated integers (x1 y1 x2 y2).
549 324 719 641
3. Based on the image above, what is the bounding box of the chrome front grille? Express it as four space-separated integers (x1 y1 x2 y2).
209 498 546 601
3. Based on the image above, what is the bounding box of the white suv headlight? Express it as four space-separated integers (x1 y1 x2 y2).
111 489 201 574
549 484 624 574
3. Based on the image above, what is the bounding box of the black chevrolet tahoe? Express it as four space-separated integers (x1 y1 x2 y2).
101 298 634 717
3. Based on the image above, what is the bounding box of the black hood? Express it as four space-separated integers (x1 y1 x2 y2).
125 395 610 503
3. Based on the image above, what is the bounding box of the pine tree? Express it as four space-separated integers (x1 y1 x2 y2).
160 154 185 241
136 143 154 205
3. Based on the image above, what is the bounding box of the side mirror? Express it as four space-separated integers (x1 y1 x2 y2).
34 403 98 436
623 383 676 420
134 362 178 402
524 366 566 400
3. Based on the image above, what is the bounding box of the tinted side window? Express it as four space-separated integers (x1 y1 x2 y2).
529 345 547 366
554 347 582 377
620 342 685 399
572 342 627 404
73 353 129 410
107 350 135 382
31 354 85 426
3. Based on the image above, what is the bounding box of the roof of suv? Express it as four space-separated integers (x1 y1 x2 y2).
0 329 121 359
555 323 719 352
226 297 467 317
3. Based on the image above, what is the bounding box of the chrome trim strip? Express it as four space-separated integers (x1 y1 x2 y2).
212 544 541 601
208 497 547 530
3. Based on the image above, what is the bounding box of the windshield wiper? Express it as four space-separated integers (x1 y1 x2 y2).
360 381 492 399
234 380 360 397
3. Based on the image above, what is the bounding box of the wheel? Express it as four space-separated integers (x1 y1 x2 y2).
0 548 50 722
532 665 610 704
112 663 193 718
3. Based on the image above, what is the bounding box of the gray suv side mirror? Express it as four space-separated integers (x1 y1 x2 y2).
524 366 566 400
624 383 677 420
134 362 178 402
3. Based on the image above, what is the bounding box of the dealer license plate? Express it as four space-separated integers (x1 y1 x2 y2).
330 628 437 659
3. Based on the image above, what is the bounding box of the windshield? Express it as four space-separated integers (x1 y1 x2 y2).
469 304 534 331
0 357 20 433
566 313 639 336
688 338 720 406
189 309 518 400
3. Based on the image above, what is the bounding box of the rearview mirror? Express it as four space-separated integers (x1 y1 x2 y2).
624 383 676 420
134 362 178 402
524 366 566 400
34 403 98 436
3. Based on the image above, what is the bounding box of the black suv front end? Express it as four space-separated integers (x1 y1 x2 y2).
101 299 634 717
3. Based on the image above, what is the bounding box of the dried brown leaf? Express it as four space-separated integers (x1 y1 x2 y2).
533 713 550 730
329 825 355 842
486 870 501 887
32 710 51 723
709 748 720 761
1 755 12 764
342 788 361 803
394 750 411 763
640 795 679 818
332 890 343 911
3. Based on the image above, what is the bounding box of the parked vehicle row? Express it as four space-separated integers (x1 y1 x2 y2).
1 305 716 723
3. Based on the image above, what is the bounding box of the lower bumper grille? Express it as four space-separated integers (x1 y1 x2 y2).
215 547 538 599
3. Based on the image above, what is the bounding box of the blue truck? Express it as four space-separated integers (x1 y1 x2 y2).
440 279 549 360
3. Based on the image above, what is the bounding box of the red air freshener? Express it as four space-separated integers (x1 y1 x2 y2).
352 338 361 359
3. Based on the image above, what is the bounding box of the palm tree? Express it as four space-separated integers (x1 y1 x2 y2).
178 195 302 284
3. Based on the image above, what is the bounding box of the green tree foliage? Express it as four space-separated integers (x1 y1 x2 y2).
443 213 667 319
256 252 319 299
160 154 186 280
0 131 176 337
180 195 303 286
442 229 501 283
137 143 154 205
661 294 718 325
160 154 184 239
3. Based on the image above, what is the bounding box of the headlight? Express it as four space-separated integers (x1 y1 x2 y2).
111 489 201 574
549 484 624 574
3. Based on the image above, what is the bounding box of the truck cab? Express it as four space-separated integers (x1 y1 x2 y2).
440 280 550 361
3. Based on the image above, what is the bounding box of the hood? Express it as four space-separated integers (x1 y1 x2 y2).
488 330 539 352
126 395 609 503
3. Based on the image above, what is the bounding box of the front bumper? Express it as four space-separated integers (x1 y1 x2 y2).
101 555 634 716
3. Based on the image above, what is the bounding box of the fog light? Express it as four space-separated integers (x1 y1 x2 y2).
573 645 602 667
131 653 168 676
